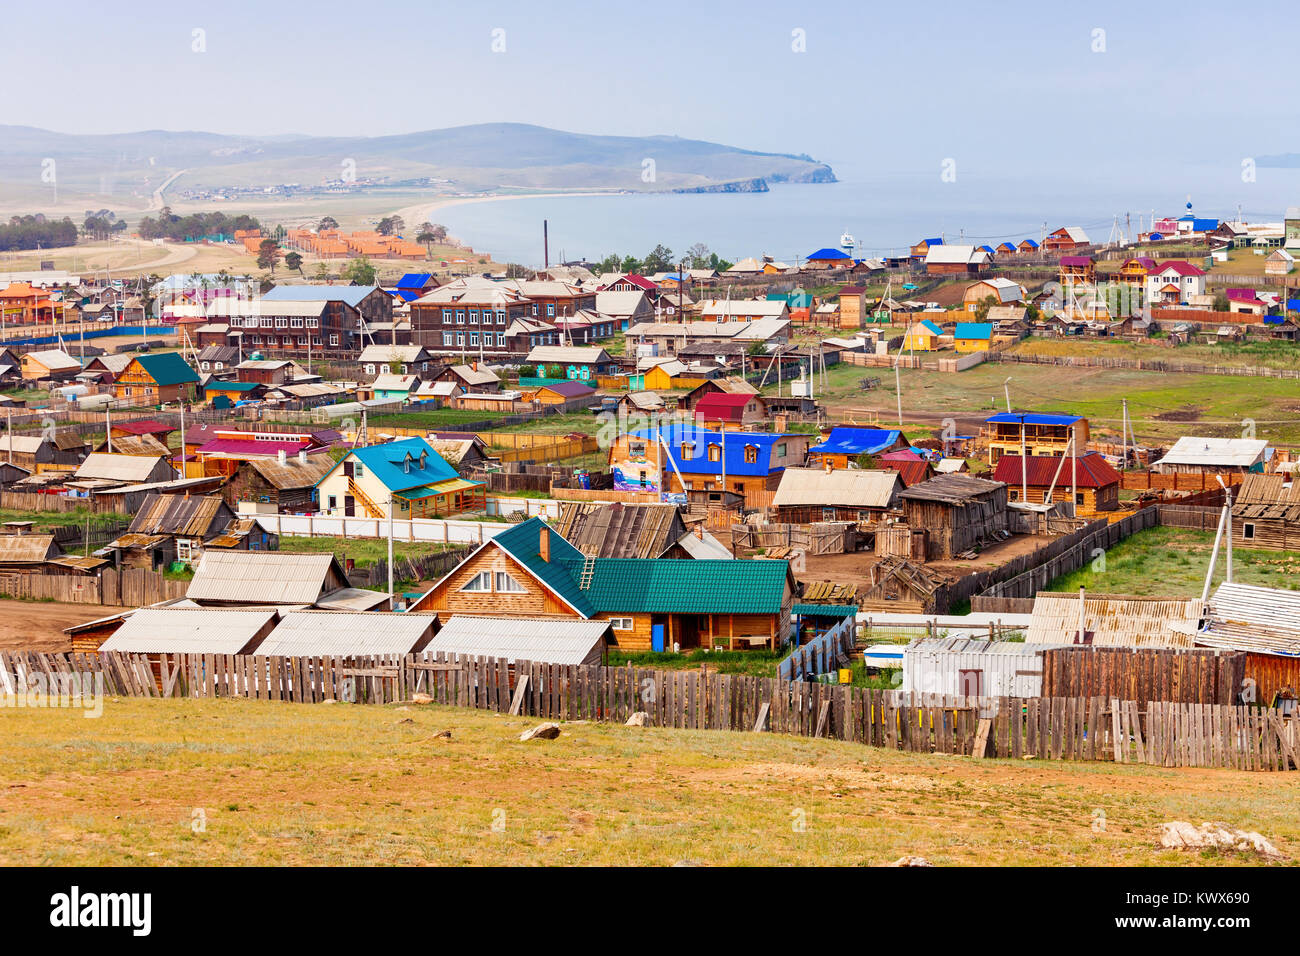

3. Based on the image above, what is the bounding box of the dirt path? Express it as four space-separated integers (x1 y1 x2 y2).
0 599 116 652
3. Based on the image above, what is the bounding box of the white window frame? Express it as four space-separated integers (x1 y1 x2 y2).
459 571 492 592
608 617 633 631
494 571 525 593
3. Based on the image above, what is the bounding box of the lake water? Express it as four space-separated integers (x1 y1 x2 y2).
437 167 1300 268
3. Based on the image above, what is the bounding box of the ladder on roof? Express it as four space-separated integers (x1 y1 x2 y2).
578 552 597 590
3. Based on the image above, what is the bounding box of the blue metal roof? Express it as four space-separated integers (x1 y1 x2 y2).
980 245 996 254
1021 238 1040 248
263 284 380 307
806 247 850 260
396 273 433 288
920 319 944 335
809 427 901 457
631 425 796 476
1287 299 1300 312
986 412 1081 426
954 322 992 340
321 437 459 494
923 237 943 245
394 289 422 302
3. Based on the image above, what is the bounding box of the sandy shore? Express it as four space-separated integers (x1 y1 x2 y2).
391 190 622 245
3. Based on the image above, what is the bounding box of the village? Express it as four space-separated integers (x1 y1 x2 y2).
2 197 1300 879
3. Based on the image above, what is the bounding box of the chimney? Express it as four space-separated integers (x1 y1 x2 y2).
694 524 704 539
538 526 550 563
278 449 286 465
298 450 308 464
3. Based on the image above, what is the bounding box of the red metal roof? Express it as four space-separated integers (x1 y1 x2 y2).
114 419 173 436
991 453 1120 488
882 460 933 487
197 438 328 458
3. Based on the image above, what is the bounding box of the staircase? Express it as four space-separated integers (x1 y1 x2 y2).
348 477 385 519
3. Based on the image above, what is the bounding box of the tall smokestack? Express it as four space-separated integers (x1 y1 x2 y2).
543 220 549 269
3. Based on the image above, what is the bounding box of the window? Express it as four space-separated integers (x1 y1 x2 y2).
275 317 288 328
460 571 492 592
707 444 721 462
307 318 319 329
496 310 506 325
681 442 695 458
456 332 465 346
744 444 758 464
290 317 303 328
547 304 555 317
469 310 478 324
365 364 376 375
496 333 506 346
1075 492 1085 506
776 442 787 457
442 309 452 323
443 332 454 346
456 310 465 324
608 617 633 631
327 495 337 510
495 572 525 593
531 305 539 316
1244 523 1255 540
1009 489 1019 501
329 334 339 346
354 463 364 478
176 539 193 561
629 441 646 457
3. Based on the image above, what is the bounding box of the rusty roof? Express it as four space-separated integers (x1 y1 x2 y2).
246 453 336 490
127 493 231 537
1026 592 1200 647
0 533 58 563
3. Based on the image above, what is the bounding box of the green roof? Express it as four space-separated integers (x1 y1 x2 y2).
487 518 790 616
133 352 200 386
208 381 261 391
580 557 790 615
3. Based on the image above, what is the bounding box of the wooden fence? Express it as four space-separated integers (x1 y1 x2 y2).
733 521 856 554
6 650 1298 770
1042 646 1245 705
778 616 856 680
987 349 1300 380
1120 472 1244 492
0 491 127 514
0 569 188 606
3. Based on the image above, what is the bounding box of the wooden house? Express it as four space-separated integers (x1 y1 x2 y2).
1043 226 1090 252
529 380 597 405
896 474 1010 560
0 433 87 473
924 245 989 276
910 237 943 259
962 278 1024 311
836 286 867 328
409 518 794 651
1057 255 1096 286
112 353 200 404
677 377 758 412
1016 239 1040 255
186 550 389 610
771 467 902 523
902 319 943 351
991 453 1121 516
315 437 485 520
524 345 616 383
204 380 265 406
104 493 238 570
610 426 810 496
225 453 336 513
1151 437 1270 475
984 413 1089 464
952 322 993 353
692 392 766 426
20 349 80 382
1230 474 1300 550
550 501 727 561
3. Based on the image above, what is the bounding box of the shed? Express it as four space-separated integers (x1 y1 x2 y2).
430 615 611 667
98 607 279 654
772 467 902 523
896 474 1009 559
902 637 1069 698
256 610 437 656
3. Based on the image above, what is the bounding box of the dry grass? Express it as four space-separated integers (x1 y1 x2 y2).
0 697 1296 865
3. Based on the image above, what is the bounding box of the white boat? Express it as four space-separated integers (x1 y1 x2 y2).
861 643 905 669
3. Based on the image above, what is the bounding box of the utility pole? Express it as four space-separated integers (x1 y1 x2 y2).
1003 377 1012 413
105 406 112 454
1121 398 1129 470
1018 412 1028 505
387 496 396 610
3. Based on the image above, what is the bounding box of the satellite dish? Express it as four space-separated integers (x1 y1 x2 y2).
249 351 265 362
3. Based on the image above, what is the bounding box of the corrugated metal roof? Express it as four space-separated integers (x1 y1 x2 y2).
773 467 902 508
256 610 434 656
74 453 171 482
0 533 57 563
314 588 392 612
187 551 345 605
1026 593 1200 647
0 435 45 454
99 607 278 654
430 615 610 666
1153 437 1270 468
1201 583 1300 655
992 453 1121 489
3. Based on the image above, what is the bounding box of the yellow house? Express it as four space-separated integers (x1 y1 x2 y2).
953 322 993 353
315 437 486 519
642 360 707 391
902 319 943 351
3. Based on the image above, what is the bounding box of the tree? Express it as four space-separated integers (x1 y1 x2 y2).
643 244 674 274
313 263 330 280
685 242 711 269
595 253 622 275
284 251 304 275
256 239 282 273
1025 303 1041 322
376 215 405 237
855 453 879 470
708 252 733 272
342 257 377 285
620 254 643 274
746 342 767 356
973 296 996 322
318 216 338 231
1213 292 1230 313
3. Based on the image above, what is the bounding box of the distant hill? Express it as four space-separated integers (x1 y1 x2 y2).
0 122 836 197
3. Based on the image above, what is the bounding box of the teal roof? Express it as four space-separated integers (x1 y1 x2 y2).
478 518 791 617
954 322 993 340
920 319 943 335
793 603 858 618
209 381 260 392
134 352 199 386
325 437 459 495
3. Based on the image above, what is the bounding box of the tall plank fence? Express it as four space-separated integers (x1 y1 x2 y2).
0 569 187 606
5 651 1298 771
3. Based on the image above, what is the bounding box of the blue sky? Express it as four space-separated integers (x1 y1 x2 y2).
6 0 1297 189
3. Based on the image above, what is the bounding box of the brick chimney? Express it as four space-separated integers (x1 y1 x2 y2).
538 526 550 562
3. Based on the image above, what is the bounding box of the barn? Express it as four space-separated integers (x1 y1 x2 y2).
896 474 1010 560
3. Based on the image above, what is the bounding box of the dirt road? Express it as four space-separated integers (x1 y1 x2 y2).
0 599 113 652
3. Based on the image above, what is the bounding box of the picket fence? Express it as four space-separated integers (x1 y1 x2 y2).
5 651 1297 771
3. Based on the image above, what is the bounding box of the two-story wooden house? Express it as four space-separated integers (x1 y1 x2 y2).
991 453 1121 516
984 413 1089 464
608 426 810 496
315 437 485 519
112 353 200 404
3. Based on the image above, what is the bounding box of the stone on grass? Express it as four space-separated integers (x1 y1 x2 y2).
519 722 562 741
1159 822 1282 858
625 711 650 726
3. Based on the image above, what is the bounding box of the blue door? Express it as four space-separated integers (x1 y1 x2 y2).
651 624 665 653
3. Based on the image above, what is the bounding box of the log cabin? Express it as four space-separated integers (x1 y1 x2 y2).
991 453 1121 516
896 474 1010 560
409 517 794 651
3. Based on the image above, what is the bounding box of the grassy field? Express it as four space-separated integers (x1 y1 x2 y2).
0 697 1295 865
0 507 128 529
795 357 1300 446
1047 527 1300 596
278 535 461 568
1008 336 1300 372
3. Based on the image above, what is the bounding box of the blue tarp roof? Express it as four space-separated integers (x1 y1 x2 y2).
954 322 992 339
263 284 380 307
809 427 902 457
986 412 1081 426
631 426 797 476
1287 299 1300 311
